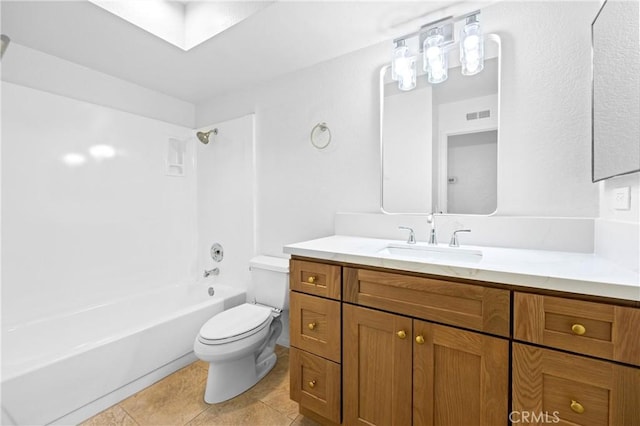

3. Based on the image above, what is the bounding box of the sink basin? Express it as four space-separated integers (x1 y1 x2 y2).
377 243 483 263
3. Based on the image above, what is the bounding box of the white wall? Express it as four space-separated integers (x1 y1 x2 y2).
595 173 640 272
196 1 602 255
485 1 599 217
1 82 197 325
1 43 194 128
196 43 383 257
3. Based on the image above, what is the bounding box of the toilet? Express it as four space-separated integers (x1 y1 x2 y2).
193 255 289 404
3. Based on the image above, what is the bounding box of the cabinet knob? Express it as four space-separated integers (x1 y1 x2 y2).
308 322 317 330
570 400 585 414
571 323 586 336
307 276 316 284
308 380 316 388
396 330 407 339
415 335 425 344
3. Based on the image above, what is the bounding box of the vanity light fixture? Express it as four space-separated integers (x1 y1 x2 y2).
392 39 417 91
391 11 484 89
423 27 448 84
460 14 484 75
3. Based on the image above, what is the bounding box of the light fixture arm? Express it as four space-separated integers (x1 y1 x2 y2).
394 10 481 54
416 10 480 53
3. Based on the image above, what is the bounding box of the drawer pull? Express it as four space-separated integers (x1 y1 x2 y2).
570 400 585 414
396 330 407 339
307 276 317 284
308 380 317 388
307 322 317 330
415 335 425 344
571 323 587 336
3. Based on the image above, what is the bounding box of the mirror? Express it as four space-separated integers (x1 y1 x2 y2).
381 34 500 215
592 0 640 182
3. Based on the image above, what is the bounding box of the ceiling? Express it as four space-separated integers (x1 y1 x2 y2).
1 1 484 104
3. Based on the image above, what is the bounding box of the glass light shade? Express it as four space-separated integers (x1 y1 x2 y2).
391 40 409 81
423 31 448 84
460 16 484 76
397 55 417 91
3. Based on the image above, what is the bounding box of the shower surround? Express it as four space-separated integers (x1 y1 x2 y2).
1 81 256 424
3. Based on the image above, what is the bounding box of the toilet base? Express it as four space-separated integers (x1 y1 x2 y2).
203 351 277 404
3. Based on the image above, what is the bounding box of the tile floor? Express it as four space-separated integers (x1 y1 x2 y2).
82 346 319 426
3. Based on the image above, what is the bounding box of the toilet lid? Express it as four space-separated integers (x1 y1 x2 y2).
199 303 272 342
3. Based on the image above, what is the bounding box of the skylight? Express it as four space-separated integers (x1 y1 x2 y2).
88 0 272 51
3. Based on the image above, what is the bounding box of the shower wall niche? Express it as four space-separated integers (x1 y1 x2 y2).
166 137 187 176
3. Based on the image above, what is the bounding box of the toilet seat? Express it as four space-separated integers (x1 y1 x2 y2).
198 303 273 345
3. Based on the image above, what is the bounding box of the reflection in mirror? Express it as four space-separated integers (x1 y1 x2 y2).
592 0 640 182
381 34 500 215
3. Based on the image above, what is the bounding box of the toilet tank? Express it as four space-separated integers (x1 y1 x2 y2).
249 256 290 310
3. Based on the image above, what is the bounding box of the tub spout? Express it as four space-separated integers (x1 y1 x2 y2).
203 268 219 278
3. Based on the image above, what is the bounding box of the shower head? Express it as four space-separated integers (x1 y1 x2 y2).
1 35 10 59
197 128 218 144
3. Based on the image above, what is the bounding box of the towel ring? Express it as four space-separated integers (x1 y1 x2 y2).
310 122 331 149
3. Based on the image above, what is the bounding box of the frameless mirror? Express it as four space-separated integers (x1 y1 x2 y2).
592 0 640 182
381 34 500 214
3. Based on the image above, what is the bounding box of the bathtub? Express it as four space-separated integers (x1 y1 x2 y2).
1 283 245 425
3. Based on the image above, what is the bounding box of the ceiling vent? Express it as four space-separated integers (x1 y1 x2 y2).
466 109 491 120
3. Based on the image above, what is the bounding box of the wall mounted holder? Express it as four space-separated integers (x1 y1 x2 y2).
310 122 331 149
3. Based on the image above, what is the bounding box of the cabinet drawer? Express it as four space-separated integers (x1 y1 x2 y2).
290 260 341 300
513 343 640 426
343 267 510 337
514 293 640 366
290 347 341 424
290 291 341 362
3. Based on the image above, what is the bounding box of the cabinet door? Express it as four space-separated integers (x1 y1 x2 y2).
343 304 412 426
413 321 509 426
513 343 640 426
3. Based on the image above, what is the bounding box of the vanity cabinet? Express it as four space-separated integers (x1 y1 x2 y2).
343 304 509 426
289 257 640 426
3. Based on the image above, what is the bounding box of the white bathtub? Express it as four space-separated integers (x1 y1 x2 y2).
1 283 245 425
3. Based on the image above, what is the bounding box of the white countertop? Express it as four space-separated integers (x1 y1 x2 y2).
283 235 640 302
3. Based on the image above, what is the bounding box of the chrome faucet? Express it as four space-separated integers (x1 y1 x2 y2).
427 213 437 245
398 226 416 244
203 268 220 278
449 229 471 247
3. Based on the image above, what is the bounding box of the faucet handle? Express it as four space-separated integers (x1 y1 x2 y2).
398 226 416 244
203 268 220 278
449 229 471 247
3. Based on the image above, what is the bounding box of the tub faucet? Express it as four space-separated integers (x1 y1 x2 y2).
398 226 416 244
427 213 437 245
203 268 219 278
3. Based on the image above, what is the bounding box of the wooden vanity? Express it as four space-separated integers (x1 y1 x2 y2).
288 256 640 426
